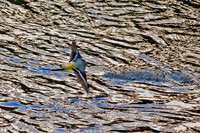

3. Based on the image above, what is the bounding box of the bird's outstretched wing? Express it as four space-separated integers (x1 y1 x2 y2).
69 40 82 62
72 68 89 93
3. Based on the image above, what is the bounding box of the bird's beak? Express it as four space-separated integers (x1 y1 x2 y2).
64 63 75 71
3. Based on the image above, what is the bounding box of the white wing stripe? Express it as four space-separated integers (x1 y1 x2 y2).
72 49 79 62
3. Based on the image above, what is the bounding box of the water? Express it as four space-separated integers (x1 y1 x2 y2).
0 0 200 132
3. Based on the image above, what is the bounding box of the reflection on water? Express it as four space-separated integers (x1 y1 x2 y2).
2 102 28 108
0 0 200 132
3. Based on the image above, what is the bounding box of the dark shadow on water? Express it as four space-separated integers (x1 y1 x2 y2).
103 70 199 86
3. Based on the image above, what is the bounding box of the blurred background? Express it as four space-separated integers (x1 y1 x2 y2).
0 0 200 132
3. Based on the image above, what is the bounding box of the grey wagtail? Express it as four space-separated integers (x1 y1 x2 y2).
52 41 89 93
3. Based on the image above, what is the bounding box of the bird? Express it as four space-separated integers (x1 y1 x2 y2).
52 40 89 93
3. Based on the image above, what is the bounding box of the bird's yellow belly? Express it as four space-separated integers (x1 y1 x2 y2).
64 63 75 71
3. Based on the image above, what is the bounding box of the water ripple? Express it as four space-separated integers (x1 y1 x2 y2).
0 0 199 132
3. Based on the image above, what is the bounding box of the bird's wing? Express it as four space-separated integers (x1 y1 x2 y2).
73 68 89 93
69 40 82 62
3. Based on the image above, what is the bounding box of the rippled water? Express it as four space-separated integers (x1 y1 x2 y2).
0 0 200 132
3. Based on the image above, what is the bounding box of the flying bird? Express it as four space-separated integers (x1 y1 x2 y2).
52 41 89 93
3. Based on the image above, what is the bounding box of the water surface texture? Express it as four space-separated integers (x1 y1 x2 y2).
0 0 200 132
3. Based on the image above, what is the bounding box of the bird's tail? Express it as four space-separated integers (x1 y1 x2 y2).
51 68 64 71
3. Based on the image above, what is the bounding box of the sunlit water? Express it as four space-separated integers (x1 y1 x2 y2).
0 0 200 132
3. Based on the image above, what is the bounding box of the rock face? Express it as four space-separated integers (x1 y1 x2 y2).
0 0 200 132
